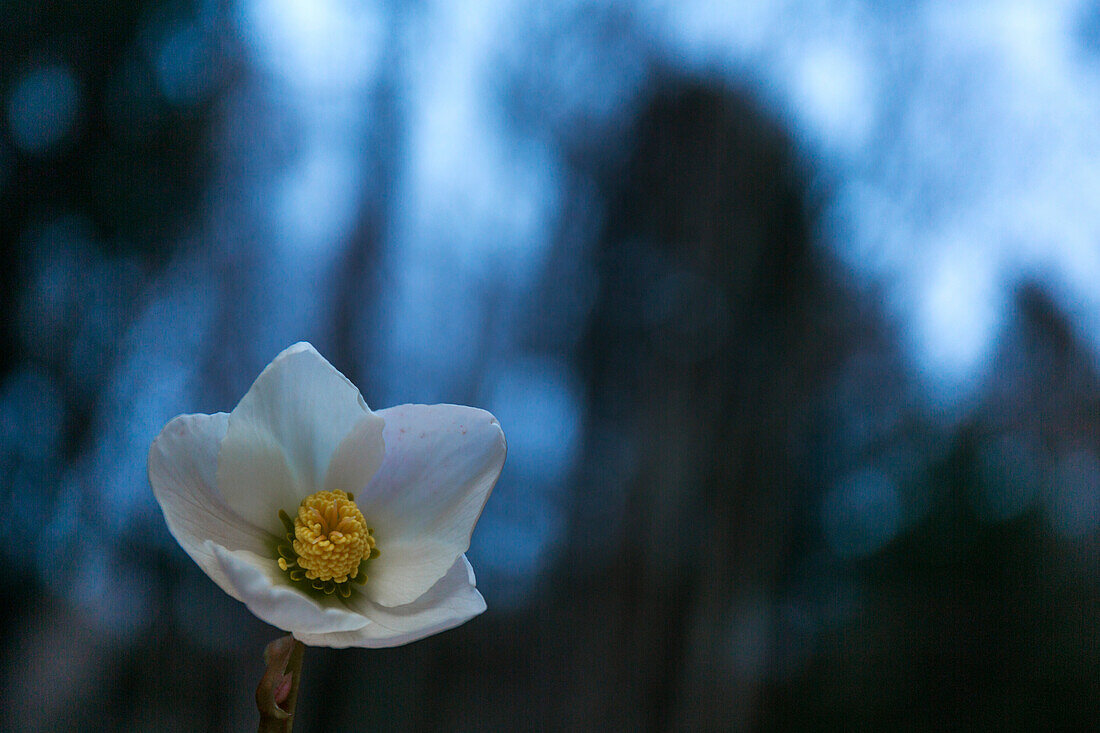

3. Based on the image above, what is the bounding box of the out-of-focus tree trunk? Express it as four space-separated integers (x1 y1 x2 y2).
571 80 832 730
374 77 893 732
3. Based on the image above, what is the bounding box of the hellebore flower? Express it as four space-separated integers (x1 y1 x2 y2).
148 343 505 648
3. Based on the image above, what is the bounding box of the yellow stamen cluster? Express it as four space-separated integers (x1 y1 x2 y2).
275 490 379 597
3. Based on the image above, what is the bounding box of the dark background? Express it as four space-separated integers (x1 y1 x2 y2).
2 1 1099 730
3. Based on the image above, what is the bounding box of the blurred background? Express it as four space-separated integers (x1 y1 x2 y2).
2 0 1099 730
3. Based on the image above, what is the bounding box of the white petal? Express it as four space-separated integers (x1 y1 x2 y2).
323 413 386 496
293 555 486 648
357 536 457 608
358 404 506 607
211 544 370 634
216 342 382 530
213 419 300 534
148 412 272 601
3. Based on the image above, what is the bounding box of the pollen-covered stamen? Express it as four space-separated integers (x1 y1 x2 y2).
275 490 379 591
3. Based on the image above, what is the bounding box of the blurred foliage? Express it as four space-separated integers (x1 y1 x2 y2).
1 0 231 374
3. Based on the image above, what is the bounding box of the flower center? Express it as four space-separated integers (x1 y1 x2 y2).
275 490 379 597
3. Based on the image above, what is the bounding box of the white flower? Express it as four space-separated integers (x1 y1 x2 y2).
148 342 506 648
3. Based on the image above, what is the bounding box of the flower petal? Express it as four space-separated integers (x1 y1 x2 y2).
216 342 381 530
293 555 486 648
211 544 370 634
358 404 506 607
322 413 386 496
148 412 272 601
357 536 458 607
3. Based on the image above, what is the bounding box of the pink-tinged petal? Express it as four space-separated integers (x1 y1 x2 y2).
211 544 370 634
293 556 486 648
322 413 386 496
148 412 272 601
358 405 506 607
216 343 382 530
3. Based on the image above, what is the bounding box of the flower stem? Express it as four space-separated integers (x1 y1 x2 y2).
257 635 306 733
282 639 305 732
